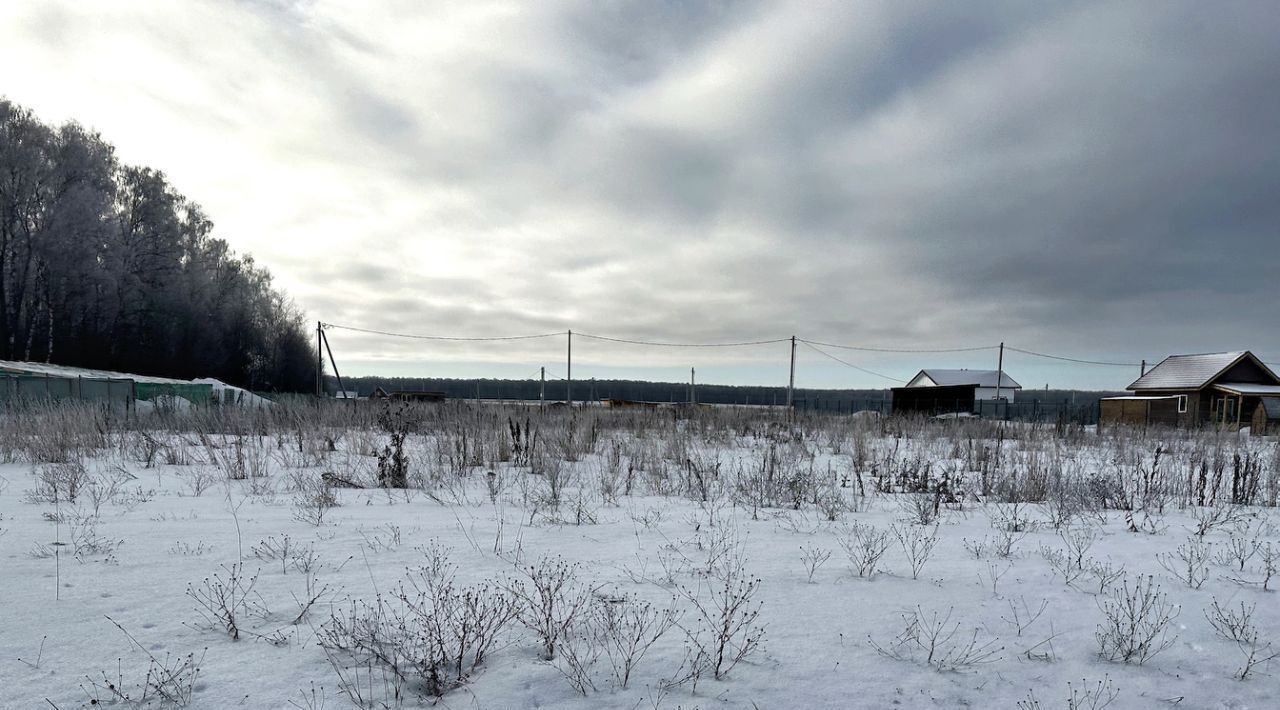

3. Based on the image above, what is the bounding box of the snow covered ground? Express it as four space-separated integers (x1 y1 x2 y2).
1 404 1278 709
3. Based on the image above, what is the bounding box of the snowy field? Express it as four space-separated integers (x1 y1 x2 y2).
2 402 1279 709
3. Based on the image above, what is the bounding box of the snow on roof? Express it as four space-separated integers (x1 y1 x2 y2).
1215 382 1280 396
1101 396 1180 401
915 369 1022 389
0 359 192 384
192 378 273 407
1128 351 1258 390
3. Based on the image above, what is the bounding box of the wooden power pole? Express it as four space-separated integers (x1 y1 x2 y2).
315 321 323 397
995 341 1005 402
786 335 796 410
566 330 573 406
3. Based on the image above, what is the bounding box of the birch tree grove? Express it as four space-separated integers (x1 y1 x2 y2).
0 99 315 392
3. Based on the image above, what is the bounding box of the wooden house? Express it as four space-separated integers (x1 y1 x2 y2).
1101 351 1280 430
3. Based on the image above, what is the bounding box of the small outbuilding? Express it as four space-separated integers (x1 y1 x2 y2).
903 369 1022 402
1253 397 1280 435
892 369 1022 416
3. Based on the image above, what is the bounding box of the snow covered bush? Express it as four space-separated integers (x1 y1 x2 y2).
549 593 681 695
799 544 832 583
674 558 765 683
83 618 206 709
1017 675 1119 710
506 555 595 660
24 460 89 504
839 521 893 578
320 565 518 697
893 523 939 579
291 477 338 526
1095 575 1179 664
1156 538 1212 589
186 562 269 641
869 605 1003 672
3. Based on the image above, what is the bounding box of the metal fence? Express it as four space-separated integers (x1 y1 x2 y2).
0 375 135 411
794 397 1100 425
135 382 213 405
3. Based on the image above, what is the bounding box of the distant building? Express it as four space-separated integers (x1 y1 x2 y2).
0 359 212 407
891 368 1022 416
904 369 1022 402
368 388 446 402
1252 397 1280 435
1100 351 1280 430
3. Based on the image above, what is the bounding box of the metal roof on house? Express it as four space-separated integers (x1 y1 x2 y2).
1128 351 1250 391
1215 383 1280 396
912 369 1021 389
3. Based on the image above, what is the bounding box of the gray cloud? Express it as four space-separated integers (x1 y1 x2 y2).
2 0 1277 387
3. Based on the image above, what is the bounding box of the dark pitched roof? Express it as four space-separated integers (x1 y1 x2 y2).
1128 351 1277 390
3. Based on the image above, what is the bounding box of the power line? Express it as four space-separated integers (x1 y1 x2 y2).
575 332 790 348
800 338 998 354
320 320 1235 374
322 322 565 342
1004 346 1142 368
800 341 905 384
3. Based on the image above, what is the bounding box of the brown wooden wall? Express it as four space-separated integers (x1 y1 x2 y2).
1099 398 1180 428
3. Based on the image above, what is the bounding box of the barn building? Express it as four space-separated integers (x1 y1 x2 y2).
1099 351 1280 430
891 369 1022 416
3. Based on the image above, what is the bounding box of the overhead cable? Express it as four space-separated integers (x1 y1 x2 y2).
322 322 565 342
1004 346 1142 368
574 332 790 348
799 338 997 354
800 341 905 383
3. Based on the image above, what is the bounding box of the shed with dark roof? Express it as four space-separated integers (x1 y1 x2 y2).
892 368 1022 416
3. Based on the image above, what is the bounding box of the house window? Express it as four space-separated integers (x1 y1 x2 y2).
1176 395 1187 413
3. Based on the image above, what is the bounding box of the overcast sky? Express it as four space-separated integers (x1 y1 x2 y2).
2 0 1277 391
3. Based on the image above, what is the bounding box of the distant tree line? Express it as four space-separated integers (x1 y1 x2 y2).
0 99 314 391
334 377 1122 418
333 375 893 407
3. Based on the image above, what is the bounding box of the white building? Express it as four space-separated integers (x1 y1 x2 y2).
904 369 1022 403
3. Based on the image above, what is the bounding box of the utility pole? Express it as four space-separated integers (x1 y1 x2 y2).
690 367 696 404
321 329 346 399
786 335 796 410
315 321 323 397
566 329 573 407
539 366 546 410
995 341 1005 402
